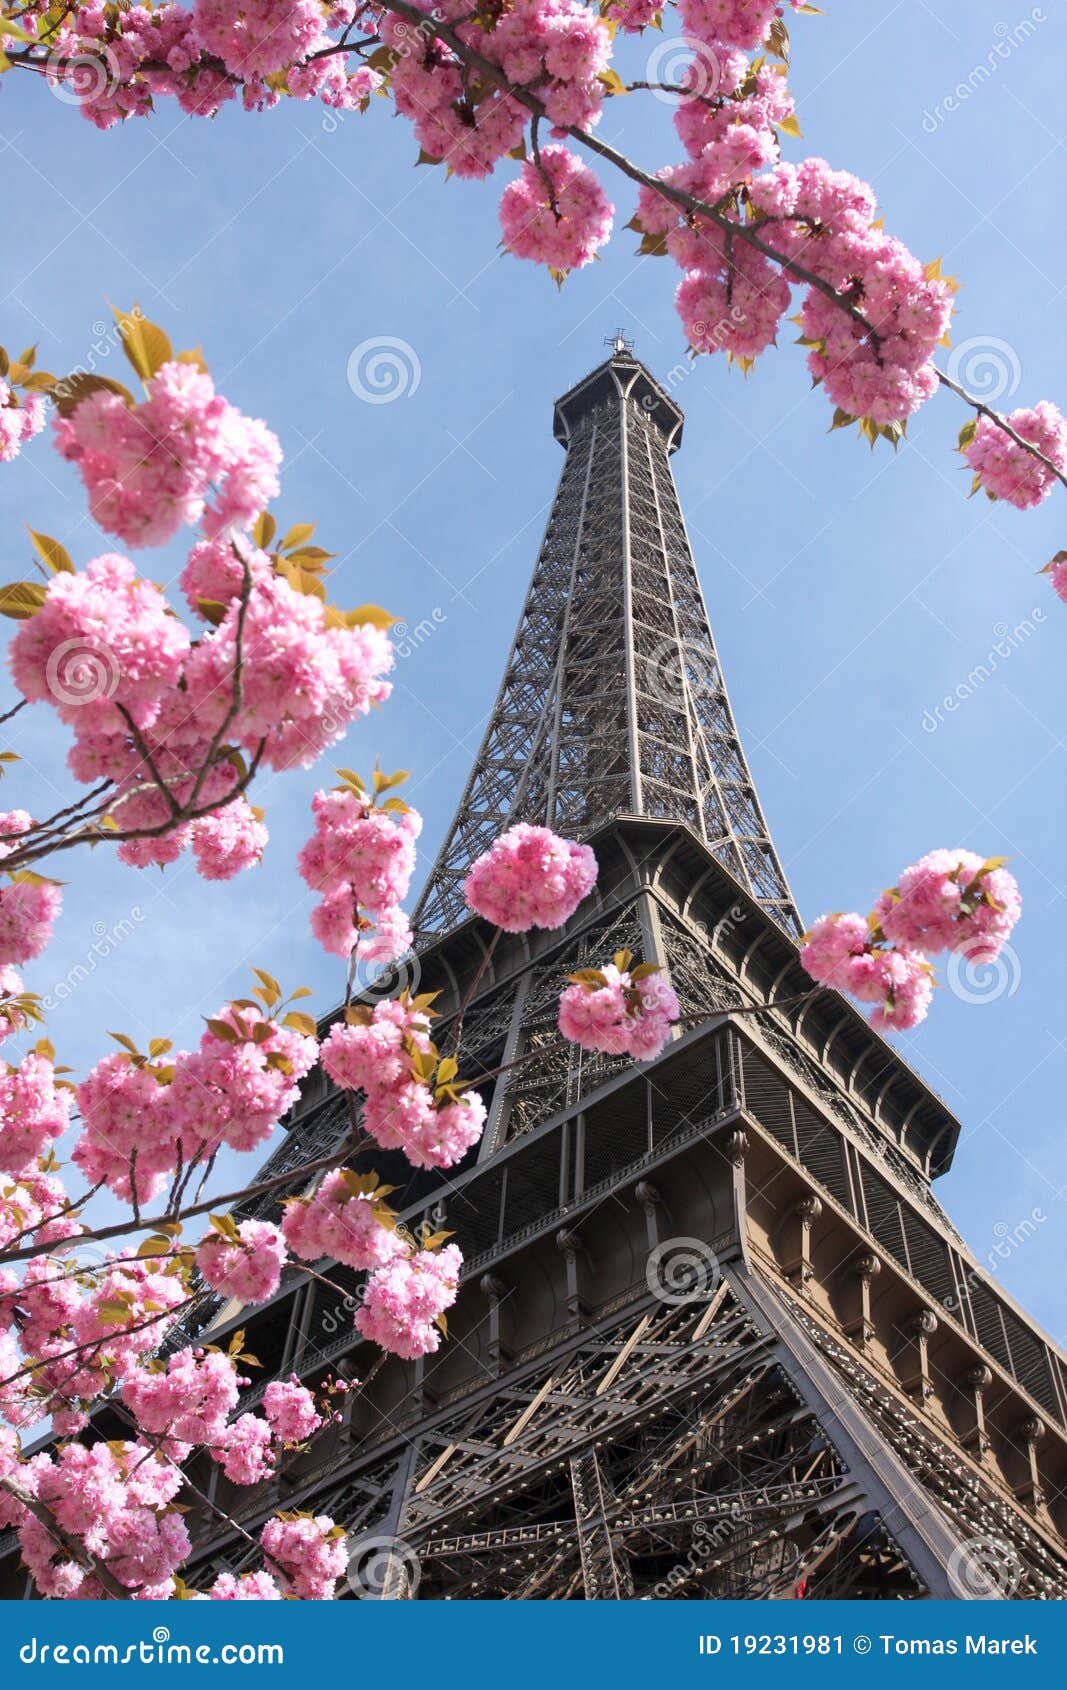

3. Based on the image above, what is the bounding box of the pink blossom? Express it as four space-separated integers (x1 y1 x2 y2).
0 1051 73 1178
260 1513 347 1600
213 1412 274 1485
499 147 614 272
0 385 46 464
169 1002 317 1155
0 876 63 968
191 798 268 880
281 1170 406 1271
121 1348 241 1450
53 362 281 549
873 849 1021 964
299 786 420 959
74 1051 184 1204
464 823 597 932
963 403 1067 509
182 573 393 770
263 1377 322 1442
210 1570 282 1599
558 961 679 1061
9 552 189 730
356 1243 463 1361
196 1219 287 1304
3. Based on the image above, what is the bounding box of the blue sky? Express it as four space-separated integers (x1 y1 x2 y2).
1 1 1065 1340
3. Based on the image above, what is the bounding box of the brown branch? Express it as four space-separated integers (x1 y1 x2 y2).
935 365 1067 493
0 1141 356 1268
0 1475 134 1600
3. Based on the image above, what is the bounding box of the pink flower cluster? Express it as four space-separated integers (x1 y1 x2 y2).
74 1002 317 1203
263 1377 322 1443
801 913 933 1033
0 966 28 1044
382 0 607 184
6 553 266 880
0 874 62 969
356 1242 463 1361
191 798 268 880
499 147 614 272
298 785 422 961
209 1570 282 1599
282 1169 406 1271
179 572 394 772
801 849 1021 1032
0 381 46 464
196 1218 288 1304
321 1001 487 1169
962 403 1067 510
214 1412 274 1484
53 360 281 549
8 516 392 880
558 961 680 1060
120 1347 242 1454
464 823 597 932
12 1442 188 1597
873 849 1021 965
0 1051 73 1178
260 1513 348 1601
0 1166 76 1255
43 3 378 127
621 0 952 430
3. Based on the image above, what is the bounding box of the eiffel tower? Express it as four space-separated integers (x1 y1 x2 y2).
150 344 1067 1598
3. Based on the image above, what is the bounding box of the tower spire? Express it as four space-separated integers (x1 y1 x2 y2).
413 350 800 942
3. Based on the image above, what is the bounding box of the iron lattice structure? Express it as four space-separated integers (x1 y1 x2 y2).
413 350 801 943
6 348 1065 1601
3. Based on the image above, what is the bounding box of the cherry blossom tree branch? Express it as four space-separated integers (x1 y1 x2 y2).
0 1475 133 1600
374 0 1064 485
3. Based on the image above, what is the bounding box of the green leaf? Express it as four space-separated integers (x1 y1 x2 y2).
282 1010 317 1038
345 603 398 631
252 511 276 550
596 68 629 96
252 967 282 1006
113 306 174 383
0 581 48 620
777 114 803 139
26 528 74 576
280 522 316 552
205 1017 239 1044
52 372 136 418
108 1031 142 1058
